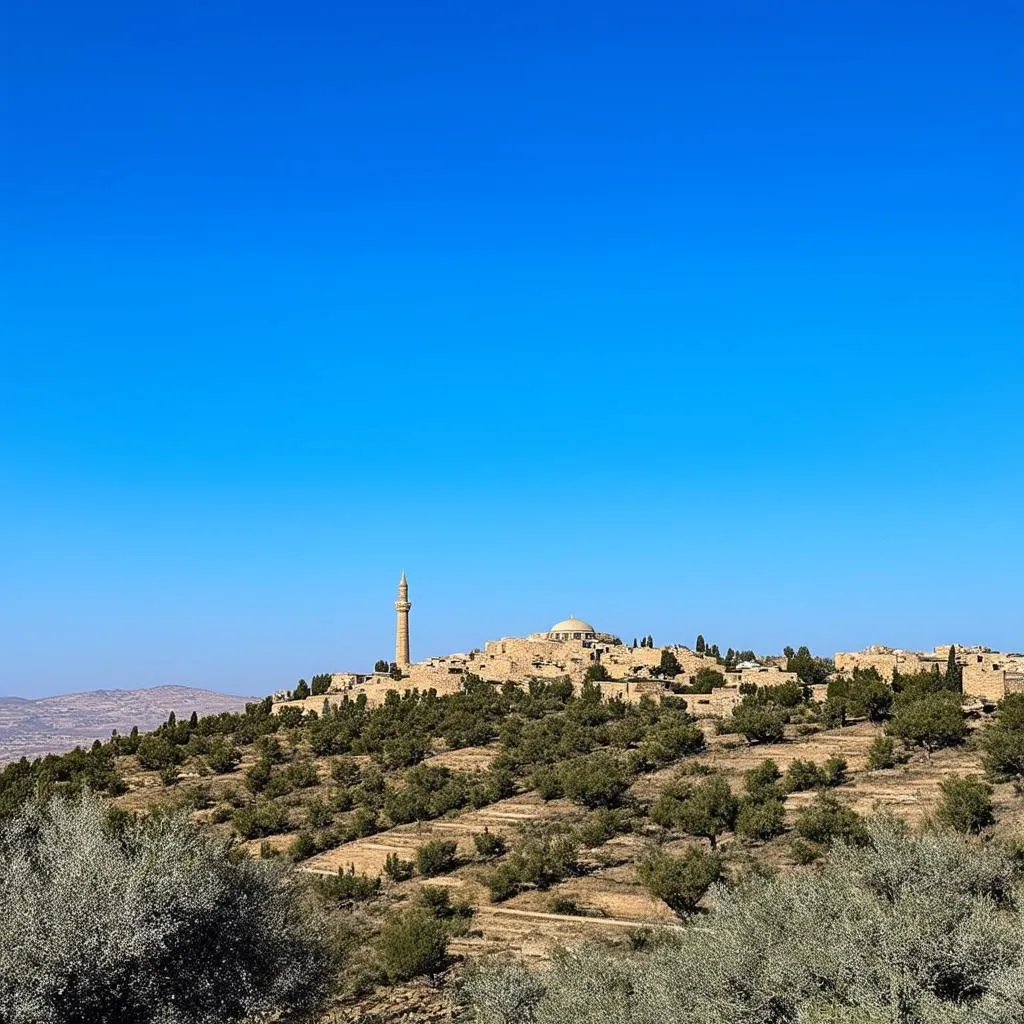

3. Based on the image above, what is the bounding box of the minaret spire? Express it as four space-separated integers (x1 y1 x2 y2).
394 572 411 668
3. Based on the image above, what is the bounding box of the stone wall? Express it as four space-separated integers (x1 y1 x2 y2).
835 645 1023 701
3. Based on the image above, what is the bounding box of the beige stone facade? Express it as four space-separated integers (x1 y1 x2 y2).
276 579 1022 716
834 644 1024 702
281 609 805 717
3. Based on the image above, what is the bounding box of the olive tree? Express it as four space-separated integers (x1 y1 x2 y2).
885 691 968 758
462 817 1023 1024
0 792 329 1024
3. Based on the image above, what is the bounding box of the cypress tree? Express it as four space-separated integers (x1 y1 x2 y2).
696 635 706 654
945 645 962 693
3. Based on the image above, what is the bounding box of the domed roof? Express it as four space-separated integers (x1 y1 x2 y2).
549 617 596 634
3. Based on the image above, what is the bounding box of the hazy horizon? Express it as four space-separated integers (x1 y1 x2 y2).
3 1 1021 699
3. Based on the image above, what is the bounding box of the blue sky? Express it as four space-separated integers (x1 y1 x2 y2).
1 1 1021 698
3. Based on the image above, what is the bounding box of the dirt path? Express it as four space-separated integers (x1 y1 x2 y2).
478 906 684 930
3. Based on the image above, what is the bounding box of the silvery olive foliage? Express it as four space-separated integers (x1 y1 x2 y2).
0 792 328 1024
461 818 1024 1024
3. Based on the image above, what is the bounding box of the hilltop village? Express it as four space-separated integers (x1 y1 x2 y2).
8 573 1024 1024
277 575 1023 715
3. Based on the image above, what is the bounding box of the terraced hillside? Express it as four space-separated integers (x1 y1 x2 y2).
3 670 1021 1022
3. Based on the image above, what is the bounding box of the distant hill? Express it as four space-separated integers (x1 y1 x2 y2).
0 685 257 763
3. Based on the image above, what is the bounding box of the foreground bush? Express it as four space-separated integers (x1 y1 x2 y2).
462 818 1023 1024
0 791 327 1024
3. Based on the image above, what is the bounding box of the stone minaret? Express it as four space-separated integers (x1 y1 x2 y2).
394 572 411 667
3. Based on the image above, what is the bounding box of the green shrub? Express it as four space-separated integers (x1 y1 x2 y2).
979 697 1024 781
205 741 241 774
330 788 354 812
827 669 894 722
743 759 784 803
415 839 458 877
690 668 726 694
790 837 822 864
935 774 995 834
821 756 847 786
344 807 379 840
500 832 579 895
245 758 273 794
314 868 380 903
650 775 738 848
532 765 564 800
289 832 317 862
232 800 288 839
286 758 320 789
820 697 847 728
559 751 632 809
330 757 361 786
414 884 453 917
636 847 722 917
376 909 448 982
473 829 507 858
784 759 824 792
550 897 585 915
885 692 967 756
866 735 905 770
731 702 787 744
735 799 786 842
573 808 633 848
794 793 867 846
136 734 181 770
383 852 414 882
981 726 1024 783
305 797 333 829
483 863 519 902
634 721 706 768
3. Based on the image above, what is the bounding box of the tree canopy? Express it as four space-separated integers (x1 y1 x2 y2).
463 818 1023 1024
0 792 328 1024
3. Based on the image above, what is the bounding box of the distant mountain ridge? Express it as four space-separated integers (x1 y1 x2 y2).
0 685 256 764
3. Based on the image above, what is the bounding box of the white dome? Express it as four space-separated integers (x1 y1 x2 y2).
549 617 596 635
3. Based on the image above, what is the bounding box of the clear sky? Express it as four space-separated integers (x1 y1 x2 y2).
1 1 1021 699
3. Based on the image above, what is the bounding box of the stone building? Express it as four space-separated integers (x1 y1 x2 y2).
307 579 777 714
271 575 812 719
834 644 1023 702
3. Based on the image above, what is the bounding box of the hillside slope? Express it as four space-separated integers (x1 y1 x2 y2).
0 685 255 762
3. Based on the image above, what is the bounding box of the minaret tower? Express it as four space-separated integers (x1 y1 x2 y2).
394 572 411 668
